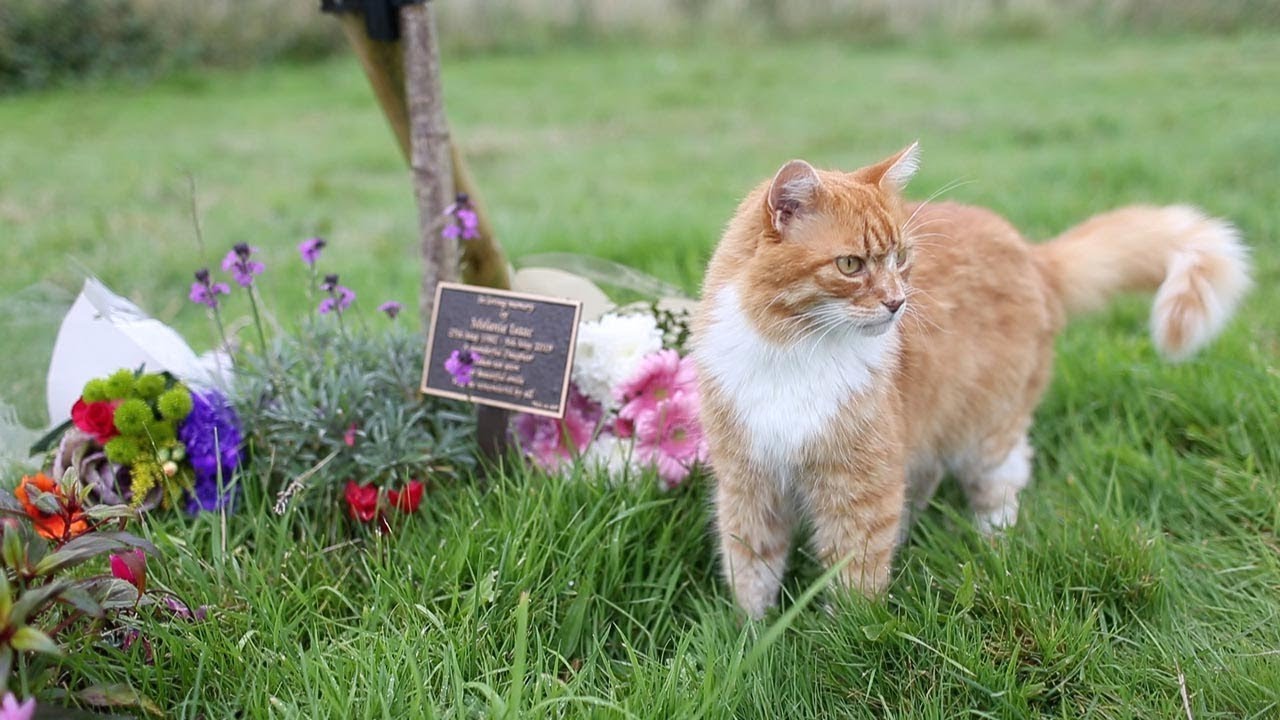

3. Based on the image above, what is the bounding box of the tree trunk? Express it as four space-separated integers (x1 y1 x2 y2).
401 2 457 325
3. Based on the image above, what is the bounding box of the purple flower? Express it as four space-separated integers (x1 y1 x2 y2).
443 193 480 241
177 390 243 514
318 286 356 315
378 300 402 320
189 268 231 309
221 243 265 287
444 348 478 387
298 237 326 266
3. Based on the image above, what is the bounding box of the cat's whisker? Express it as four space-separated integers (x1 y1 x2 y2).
804 316 852 364
900 177 973 234
902 217 949 234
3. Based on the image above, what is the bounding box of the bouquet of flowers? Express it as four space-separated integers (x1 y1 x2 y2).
38 368 242 514
511 304 707 490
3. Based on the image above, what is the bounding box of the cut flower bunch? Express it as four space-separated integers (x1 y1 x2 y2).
512 306 708 489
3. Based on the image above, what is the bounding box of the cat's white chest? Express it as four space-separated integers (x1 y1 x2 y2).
695 286 897 471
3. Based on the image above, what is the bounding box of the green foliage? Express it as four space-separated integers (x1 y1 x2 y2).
156 387 192 421
0 483 155 700
234 324 477 519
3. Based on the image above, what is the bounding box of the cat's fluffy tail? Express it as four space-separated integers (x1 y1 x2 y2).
1034 205 1251 360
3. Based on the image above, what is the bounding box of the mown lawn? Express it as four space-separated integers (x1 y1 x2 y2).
2 33 1279 718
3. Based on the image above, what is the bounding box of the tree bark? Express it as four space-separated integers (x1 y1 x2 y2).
401 2 457 325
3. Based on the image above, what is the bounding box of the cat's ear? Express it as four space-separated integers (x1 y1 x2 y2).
767 159 821 233
862 141 920 193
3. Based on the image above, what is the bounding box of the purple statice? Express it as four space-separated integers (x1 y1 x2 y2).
444 348 478 387
221 243 265 287
442 193 480 241
298 237 326 266
378 300 402 320
189 268 230 308
317 273 356 315
177 389 243 513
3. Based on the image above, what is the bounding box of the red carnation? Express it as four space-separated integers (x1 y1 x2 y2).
388 480 424 513
71 397 119 444
343 481 380 523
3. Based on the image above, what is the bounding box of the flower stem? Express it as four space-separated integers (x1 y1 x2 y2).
247 286 269 353
209 306 233 361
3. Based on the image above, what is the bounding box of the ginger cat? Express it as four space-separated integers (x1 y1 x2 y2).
692 143 1251 619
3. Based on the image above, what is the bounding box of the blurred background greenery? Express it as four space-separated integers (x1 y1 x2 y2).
3 0 1280 91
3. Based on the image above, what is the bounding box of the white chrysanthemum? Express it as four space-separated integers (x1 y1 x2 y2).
581 434 639 483
572 312 663 406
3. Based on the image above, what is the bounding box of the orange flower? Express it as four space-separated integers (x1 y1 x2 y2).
15 473 89 542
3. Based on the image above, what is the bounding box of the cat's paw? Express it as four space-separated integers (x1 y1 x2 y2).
974 502 1018 535
738 592 776 621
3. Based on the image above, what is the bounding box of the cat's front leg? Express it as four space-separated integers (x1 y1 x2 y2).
714 460 795 620
807 453 906 598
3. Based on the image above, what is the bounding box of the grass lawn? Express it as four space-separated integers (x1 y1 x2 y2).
2 32 1280 717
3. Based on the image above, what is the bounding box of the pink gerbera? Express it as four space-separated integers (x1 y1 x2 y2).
633 392 707 490
615 350 697 422
512 384 602 472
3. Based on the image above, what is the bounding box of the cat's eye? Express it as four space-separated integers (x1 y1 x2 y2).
894 246 910 265
835 255 864 275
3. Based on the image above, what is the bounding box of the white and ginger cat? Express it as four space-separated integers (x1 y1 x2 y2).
692 143 1251 619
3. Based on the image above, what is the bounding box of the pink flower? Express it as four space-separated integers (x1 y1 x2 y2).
0 693 35 720
615 350 697 422
110 548 147 596
512 384 602 472
343 422 358 447
633 392 707 490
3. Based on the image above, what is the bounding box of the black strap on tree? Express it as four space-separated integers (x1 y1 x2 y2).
320 0 427 42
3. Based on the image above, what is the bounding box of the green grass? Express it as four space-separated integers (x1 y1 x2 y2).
2 33 1280 717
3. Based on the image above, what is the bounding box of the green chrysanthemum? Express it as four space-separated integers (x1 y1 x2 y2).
104 436 142 464
104 368 137 399
82 378 109 403
113 399 153 436
144 420 176 444
135 373 167 400
158 387 193 421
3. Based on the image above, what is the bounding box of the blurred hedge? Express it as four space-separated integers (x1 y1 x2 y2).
3 0 1279 92
0 0 342 92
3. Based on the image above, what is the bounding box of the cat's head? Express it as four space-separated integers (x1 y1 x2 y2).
738 143 920 341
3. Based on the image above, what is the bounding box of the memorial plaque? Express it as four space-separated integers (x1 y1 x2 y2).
421 282 582 418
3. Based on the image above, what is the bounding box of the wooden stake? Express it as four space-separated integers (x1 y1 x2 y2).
334 11 511 294
451 143 511 290
335 14 411 161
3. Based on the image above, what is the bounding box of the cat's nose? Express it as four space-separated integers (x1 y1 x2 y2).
882 298 905 314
